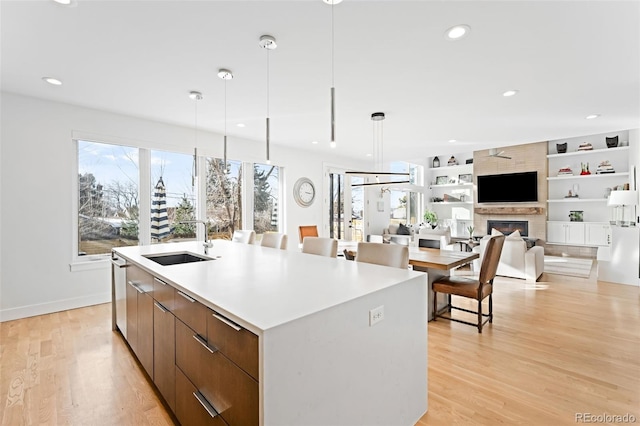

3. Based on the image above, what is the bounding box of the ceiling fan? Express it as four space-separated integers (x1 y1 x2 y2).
488 148 512 159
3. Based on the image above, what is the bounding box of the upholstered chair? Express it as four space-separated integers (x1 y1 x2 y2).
260 232 288 250
232 229 256 244
355 242 409 269
432 235 505 333
301 237 338 258
298 225 319 243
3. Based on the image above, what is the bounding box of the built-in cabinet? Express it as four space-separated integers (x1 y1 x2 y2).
126 265 154 378
123 264 258 426
546 130 629 247
427 153 474 237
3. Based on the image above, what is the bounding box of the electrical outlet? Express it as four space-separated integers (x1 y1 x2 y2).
369 305 384 326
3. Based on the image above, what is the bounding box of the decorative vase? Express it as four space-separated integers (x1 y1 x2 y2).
432 156 440 168
606 136 618 148
556 142 567 154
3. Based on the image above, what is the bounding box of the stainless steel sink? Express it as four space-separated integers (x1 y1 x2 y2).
143 252 213 266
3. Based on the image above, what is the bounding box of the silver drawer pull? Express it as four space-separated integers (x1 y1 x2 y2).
153 277 168 285
177 290 196 303
111 258 129 268
127 281 144 294
193 391 219 419
212 312 242 332
154 301 168 313
192 334 217 354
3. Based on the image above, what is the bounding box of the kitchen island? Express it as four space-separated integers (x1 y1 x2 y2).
112 240 428 426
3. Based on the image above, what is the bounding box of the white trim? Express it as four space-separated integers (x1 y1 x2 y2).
0 292 111 322
69 258 110 272
242 161 254 229
139 148 151 246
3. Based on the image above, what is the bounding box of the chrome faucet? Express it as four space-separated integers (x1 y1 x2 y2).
180 220 213 255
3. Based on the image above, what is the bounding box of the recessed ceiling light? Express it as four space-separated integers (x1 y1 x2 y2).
322 0 343 4
366 153 373 157
236 123 245 128
448 139 457 143
585 114 600 120
445 25 470 40
52 0 78 6
42 77 62 86
503 90 519 97
311 140 318 145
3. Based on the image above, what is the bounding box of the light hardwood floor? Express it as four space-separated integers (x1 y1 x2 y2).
1 266 639 425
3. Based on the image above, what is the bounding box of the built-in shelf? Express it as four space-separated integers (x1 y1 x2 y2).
428 164 472 172
429 183 473 189
547 199 608 203
475 207 545 215
429 201 473 205
547 172 629 180
546 145 629 159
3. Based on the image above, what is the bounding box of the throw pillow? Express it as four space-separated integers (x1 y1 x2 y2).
491 228 504 236
507 230 522 240
397 223 411 235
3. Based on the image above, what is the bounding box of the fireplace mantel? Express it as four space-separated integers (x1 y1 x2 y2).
475 207 545 215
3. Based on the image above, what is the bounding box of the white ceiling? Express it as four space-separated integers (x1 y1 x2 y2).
2 0 639 162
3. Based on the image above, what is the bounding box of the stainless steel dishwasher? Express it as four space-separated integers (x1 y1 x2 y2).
111 250 129 338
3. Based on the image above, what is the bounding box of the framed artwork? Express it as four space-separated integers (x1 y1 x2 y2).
459 173 473 184
435 176 448 185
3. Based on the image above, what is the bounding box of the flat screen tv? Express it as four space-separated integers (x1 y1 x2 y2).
477 171 538 203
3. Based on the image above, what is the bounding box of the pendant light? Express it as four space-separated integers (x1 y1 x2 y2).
189 91 203 187
259 35 277 164
217 68 233 172
347 112 410 187
323 0 342 148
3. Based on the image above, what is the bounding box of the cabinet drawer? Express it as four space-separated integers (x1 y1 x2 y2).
208 310 259 381
126 265 154 293
152 277 175 311
176 367 229 426
153 302 176 412
176 320 258 426
174 289 207 337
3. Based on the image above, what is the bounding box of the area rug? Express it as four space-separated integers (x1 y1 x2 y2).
543 256 593 278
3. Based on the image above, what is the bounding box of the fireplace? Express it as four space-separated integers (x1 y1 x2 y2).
487 220 528 237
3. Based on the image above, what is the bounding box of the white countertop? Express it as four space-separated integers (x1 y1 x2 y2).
113 240 425 334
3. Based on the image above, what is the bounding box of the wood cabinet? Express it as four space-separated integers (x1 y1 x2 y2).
126 265 154 378
123 264 258 426
175 308 259 426
153 300 175 411
176 367 229 426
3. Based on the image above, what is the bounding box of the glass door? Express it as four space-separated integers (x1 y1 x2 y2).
328 172 364 241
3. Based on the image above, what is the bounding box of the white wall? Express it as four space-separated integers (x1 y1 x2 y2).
0 92 367 321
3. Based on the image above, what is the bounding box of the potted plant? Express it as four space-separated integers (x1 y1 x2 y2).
467 226 475 241
424 210 438 229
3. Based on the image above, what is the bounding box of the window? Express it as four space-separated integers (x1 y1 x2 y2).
253 163 280 235
150 150 197 243
77 140 139 256
206 158 243 239
390 190 422 226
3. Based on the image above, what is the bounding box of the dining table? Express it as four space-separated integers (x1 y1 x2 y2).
339 242 479 320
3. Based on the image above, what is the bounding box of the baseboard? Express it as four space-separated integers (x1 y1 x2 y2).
0 292 111 322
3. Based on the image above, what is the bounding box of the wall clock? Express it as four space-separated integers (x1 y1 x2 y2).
293 177 316 207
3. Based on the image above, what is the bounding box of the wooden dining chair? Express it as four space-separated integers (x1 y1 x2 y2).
298 225 319 243
432 235 505 333
232 229 256 244
355 242 409 269
301 237 338 258
260 232 288 250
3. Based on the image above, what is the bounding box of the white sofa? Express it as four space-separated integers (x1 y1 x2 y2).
473 229 544 281
414 226 456 250
381 223 413 245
